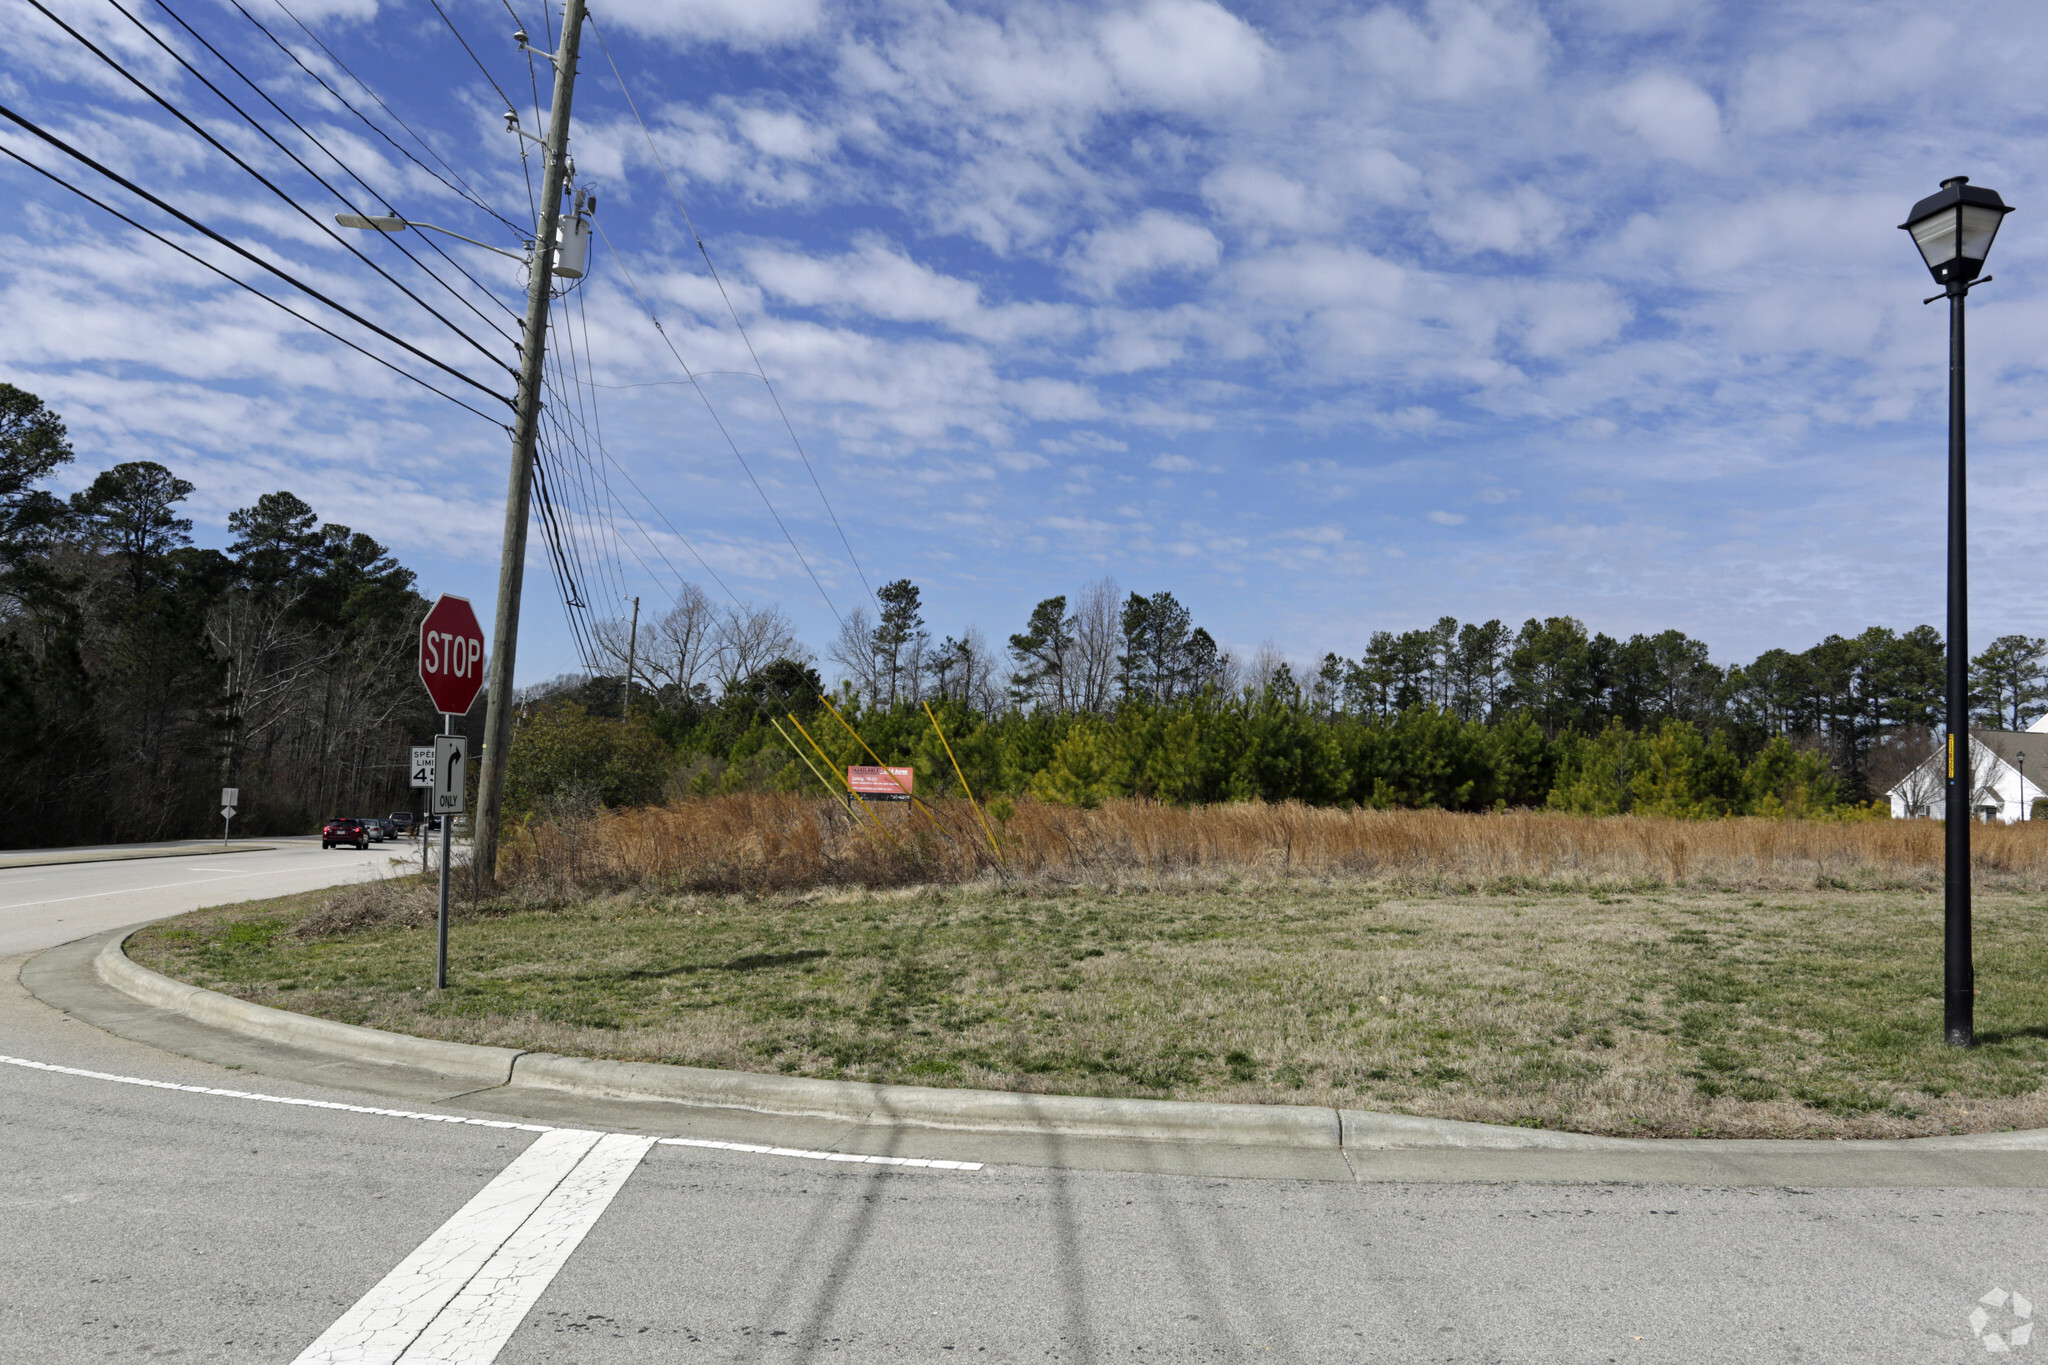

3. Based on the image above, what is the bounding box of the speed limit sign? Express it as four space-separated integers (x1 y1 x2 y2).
409 746 434 789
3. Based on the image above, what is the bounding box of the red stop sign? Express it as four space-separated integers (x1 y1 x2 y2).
419 594 487 715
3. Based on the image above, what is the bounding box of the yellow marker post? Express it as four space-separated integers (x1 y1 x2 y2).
771 716 854 815
924 701 1005 870
815 695 954 841
785 711 900 849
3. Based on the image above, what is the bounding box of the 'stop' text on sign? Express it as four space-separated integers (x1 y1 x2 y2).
419 594 487 715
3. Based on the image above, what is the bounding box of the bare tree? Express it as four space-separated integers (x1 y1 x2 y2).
593 583 717 705
713 601 802 693
1070 578 1120 714
926 624 1002 712
827 605 880 706
1245 641 1289 695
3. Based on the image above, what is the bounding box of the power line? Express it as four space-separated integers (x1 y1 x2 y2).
31 0 512 374
589 11 880 619
255 0 524 238
0 144 507 424
139 0 521 346
424 0 521 120
590 217 846 631
0 103 513 407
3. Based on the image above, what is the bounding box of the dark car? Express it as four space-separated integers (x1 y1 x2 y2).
322 817 368 850
388 812 416 837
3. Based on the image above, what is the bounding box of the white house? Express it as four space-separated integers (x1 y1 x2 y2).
1887 714 2048 823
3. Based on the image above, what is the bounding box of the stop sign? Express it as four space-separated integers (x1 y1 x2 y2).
419 594 487 715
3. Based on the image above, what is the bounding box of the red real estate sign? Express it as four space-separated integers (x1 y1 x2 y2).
848 766 914 801
419 594 487 715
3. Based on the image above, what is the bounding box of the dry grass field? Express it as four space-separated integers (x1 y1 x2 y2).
497 793 2048 893
128 800 2048 1140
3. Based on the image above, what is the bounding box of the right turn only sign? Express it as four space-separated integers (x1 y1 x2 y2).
433 735 468 814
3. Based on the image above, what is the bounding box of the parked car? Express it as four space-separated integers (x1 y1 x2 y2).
362 818 393 842
388 812 415 837
322 817 368 850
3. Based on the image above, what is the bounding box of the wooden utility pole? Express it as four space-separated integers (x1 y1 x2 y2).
624 595 639 718
472 0 588 875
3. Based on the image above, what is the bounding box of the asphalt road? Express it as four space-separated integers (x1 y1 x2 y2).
0 836 403 958
4 847 2046 1363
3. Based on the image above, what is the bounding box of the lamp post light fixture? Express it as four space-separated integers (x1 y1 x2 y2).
1901 175 2015 1049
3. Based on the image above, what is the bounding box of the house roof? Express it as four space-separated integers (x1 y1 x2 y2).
1885 729 2048 799
1972 730 2045 773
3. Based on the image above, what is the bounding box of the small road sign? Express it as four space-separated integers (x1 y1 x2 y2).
849 766 914 801
419 595 487 716
221 787 239 808
219 806 236 819
409 746 435 789
433 735 469 814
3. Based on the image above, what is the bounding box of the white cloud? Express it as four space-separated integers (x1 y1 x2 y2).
1431 185 1564 256
1427 510 1467 525
1066 211 1222 296
598 0 823 49
1609 71 1721 165
1201 163 1317 231
1097 0 1270 110
1349 0 1552 99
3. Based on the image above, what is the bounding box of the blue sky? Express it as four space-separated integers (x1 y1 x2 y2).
6 0 2048 685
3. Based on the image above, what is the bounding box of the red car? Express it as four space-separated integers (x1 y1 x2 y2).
322 817 368 850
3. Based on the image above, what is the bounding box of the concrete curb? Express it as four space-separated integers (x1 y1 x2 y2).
98 933 2048 1153
0 842 278 871
510 1052 1343 1146
95 935 521 1089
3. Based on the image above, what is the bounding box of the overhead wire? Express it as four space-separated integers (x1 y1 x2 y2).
0 143 507 424
426 0 520 120
548 312 635 614
590 217 846 632
139 0 521 346
0 102 512 407
256 0 524 238
31 0 512 376
588 11 879 619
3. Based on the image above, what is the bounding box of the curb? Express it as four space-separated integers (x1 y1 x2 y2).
97 933 2048 1154
94 935 521 1089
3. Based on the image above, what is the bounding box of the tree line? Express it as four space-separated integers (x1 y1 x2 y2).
0 385 444 846
15 376 2046 841
546 569 2047 819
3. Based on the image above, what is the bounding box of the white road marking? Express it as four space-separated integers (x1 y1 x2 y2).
291 1127 611 1364
395 1132 657 1363
0 1054 982 1169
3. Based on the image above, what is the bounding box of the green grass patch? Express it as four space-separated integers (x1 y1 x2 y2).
126 878 2048 1139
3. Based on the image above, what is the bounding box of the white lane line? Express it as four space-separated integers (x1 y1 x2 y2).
291 1128 607 1365
0 1054 982 1170
396 1132 657 1363
656 1135 978 1170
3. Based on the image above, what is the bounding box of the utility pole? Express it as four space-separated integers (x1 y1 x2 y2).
624 595 639 719
472 0 588 876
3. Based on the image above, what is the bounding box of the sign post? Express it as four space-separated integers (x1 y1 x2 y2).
409 746 434 874
419 594 486 991
220 787 238 846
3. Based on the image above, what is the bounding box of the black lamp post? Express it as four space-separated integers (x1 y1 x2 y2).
1901 175 2015 1049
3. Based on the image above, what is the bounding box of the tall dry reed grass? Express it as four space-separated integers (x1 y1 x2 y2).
495 795 2048 895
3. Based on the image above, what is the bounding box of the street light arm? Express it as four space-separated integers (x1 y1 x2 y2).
333 212 527 262
407 220 530 262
